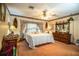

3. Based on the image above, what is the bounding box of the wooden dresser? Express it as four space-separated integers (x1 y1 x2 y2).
53 32 71 44
0 34 19 56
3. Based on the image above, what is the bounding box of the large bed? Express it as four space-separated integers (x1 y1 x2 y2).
24 33 55 48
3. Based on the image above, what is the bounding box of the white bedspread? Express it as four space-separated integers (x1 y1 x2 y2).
25 33 55 48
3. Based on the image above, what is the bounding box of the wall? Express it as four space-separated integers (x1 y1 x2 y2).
0 6 10 50
9 16 46 35
0 4 2 21
49 15 79 44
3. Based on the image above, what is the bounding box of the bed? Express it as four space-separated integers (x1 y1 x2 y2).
24 33 55 48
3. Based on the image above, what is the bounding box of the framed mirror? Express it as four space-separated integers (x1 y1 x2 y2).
56 21 69 33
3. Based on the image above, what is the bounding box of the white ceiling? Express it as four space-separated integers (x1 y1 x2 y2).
7 3 79 20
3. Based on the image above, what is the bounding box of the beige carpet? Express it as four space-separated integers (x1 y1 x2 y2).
17 40 79 56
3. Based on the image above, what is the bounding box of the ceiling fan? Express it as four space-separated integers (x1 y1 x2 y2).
43 9 47 17
42 9 58 17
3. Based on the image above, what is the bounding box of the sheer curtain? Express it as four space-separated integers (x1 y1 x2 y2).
26 23 41 33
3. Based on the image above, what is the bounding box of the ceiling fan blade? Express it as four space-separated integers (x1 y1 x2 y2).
52 14 58 17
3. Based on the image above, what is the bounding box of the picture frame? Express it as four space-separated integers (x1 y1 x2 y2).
0 4 6 22
13 18 18 28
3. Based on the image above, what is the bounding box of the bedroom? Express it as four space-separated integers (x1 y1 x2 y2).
0 3 79 56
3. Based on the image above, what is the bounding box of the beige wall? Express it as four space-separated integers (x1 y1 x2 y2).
9 16 46 35
0 7 10 50
49 15 79 44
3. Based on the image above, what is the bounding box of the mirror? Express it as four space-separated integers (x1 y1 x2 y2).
55 17 74 33
56 21 69 33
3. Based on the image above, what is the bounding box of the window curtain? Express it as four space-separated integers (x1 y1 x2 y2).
26 23 40 33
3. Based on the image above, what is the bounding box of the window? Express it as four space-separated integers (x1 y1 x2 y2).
26 23 40 33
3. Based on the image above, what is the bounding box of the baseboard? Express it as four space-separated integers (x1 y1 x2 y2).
70 42 75 45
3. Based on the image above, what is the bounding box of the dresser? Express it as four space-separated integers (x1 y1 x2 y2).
53 32 71 44
0 34 19 56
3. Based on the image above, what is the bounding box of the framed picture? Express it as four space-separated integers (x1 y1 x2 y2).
0 4 6 21
45 22 48 29
13 18 18 28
